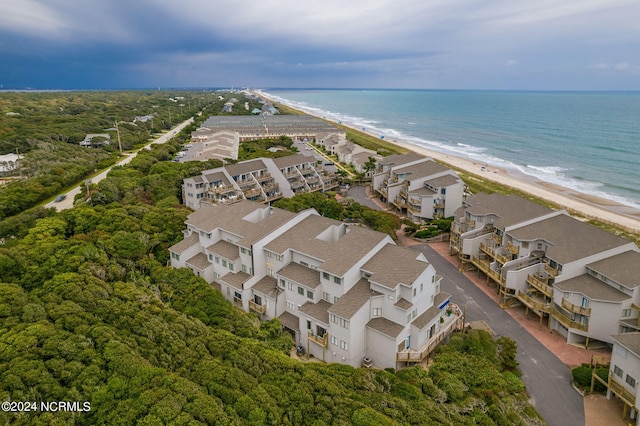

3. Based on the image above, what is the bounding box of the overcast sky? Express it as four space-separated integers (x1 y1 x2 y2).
1 0 639 90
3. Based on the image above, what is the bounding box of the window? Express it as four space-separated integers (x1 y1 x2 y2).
307 290 313 300
276 254 283 261
171 252 180 260
279 279 286 288
330 335 338 346
614 365 623 377
333 276 342 285
215 256 220 264
214 272 220 280
307 320 311 330
323 272 330 280
323 291 330 302
420 282 423 292
330 314 338 324
298 286 304 296
339 318 349 329
372 307 382 317
300 261 308 267
413 288 417 297
334 296 340 303
522 241 529 249
286 301 296 310
242 264 247 273
288 282 294 291
229 263 234 271
440 188 446 195
222 259 227 267
622 309 632 318
340 340 348 351
626 374 636 388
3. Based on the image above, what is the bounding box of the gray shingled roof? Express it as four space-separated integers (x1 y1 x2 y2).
272 153 316 169
185 252 210 270
464 193 553 230
328 278 378 319
220 271 252 290
279 311 300 332
362 244 429 289
612 332 640 357
298 300 332 324
412 292 451 329
587 250 640 289
379 153 424 167
252 276 279 298
169 232 199 254
554 274 630 302
509 214 631 264
265 215 389 276
393 160 449 181
225 159 268 177
367 317 405 339
425 174 460 188
203 171 232 186
185 201 297 247
207 240 239 260
394 298 414 311
279 262 322 289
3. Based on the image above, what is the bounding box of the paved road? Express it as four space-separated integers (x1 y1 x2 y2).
412 243 585 426
45 118 193 212
346 185 584 426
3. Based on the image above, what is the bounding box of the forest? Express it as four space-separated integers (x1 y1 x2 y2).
0 91 543 425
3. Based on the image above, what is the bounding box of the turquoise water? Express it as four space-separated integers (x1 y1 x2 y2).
264 89 640 208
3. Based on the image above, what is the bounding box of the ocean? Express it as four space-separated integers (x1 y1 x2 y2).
263 89 640 208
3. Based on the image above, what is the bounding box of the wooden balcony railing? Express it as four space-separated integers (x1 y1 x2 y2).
208 185 235 194
479 242 496 257
233 296 243 307
507 242 519 255
397 307 464 363
249 300 266 314
552 310 588 332
496 252 511 265
609 377 636 406
544 262 560 277
561 298 591 316
527 274 554 298
254 174 272 182
516 291 552 313
393 197 408 208
307 331 328 348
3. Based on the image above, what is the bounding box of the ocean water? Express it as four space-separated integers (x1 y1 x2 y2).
264 89 640 208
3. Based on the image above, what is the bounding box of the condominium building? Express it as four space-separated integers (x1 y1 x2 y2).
606 333 640 425
451 192 640 348
372 153 464 222
169 200 463 369
182 154 339 209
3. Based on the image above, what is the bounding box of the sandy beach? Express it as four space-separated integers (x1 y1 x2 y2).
258 90 640 234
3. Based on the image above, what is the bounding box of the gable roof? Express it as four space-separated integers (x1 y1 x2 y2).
362 243 429 289
587 250 640 289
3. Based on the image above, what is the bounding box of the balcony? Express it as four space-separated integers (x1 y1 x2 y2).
307 330 328 348
434 200 445 209
527 273 554 298
516 290 552 313
243 188 262 198
393 197 408 208
233 296 243 307
284 170 299 178
507 242 520 255
479 242 497 258
544 262 560 277
496 250 511 265
408 204 421 215
208 185 236 194
254 173 272 183
609 377 636 406
552 310 588 332
561 298 591 316
249 300 266 314
397 304 464 363
266 192 283 202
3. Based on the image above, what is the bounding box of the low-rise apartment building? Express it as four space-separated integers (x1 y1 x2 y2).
182 154 339 209
169 200 463 369
373 153 464 222
605 333 640 425
451 192 640 348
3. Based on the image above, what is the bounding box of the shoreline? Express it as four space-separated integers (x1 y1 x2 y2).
257 90 640 234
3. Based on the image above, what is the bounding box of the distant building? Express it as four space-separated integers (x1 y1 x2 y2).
169 200 463 369
79 133 111 148
373 153 465 222
182 154 338 209
0 153 22 176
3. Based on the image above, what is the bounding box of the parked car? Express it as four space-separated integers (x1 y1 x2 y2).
54 194 67 202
